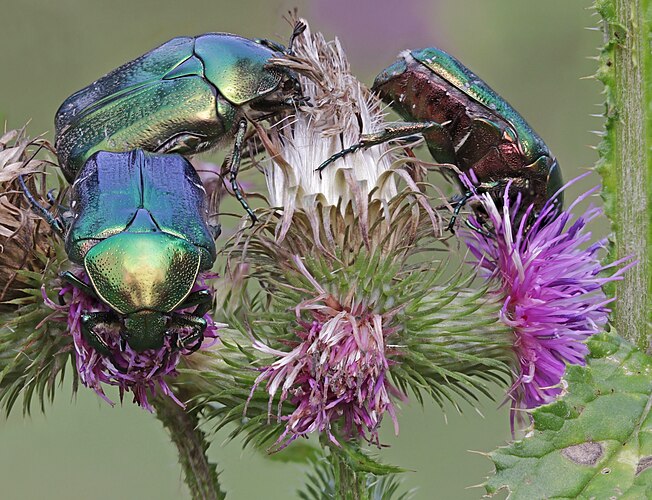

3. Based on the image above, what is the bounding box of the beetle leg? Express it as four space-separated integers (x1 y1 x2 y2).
229 119 258 225
288 21 307 54
255 38 286 53
209 223 222 240
177 289 213 317
155 133 207 155
180 331 204 353
61 271 99 300
46 189 57 206
255 22 305 54
81 313 128 373
80 311 117 356
316 121 445 174
47 189 75 228
80 312 130 373
445 181 501 233
18 175 66 236
168 331 180 349
464 219 493 238
170 314 207 352
45 188 71 213
446 192 472 233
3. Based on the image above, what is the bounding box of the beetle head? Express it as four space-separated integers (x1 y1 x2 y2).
122 311 169 351
249 21 311 116
248 67 310 118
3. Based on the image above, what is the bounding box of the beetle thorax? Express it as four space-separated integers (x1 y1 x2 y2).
83 232 201 315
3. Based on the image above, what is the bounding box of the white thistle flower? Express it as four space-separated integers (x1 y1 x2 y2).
263 26 397 210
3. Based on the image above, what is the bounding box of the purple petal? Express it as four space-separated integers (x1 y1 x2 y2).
461 175 635 426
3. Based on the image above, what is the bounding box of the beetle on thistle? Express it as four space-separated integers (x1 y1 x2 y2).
21 24 312 358
318 46 563 230
24 150 220 355
55 22 310 223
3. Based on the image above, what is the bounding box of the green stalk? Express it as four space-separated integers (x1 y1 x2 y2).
596 0 651 350
333 452 370 500
154 396 226 500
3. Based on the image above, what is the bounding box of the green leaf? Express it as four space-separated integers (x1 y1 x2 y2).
337 441 406 476
266 441 321 464
485 333 652 498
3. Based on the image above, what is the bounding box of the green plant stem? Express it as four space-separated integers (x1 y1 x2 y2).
332 449 370 500
154 396 225 500
599 0 651 350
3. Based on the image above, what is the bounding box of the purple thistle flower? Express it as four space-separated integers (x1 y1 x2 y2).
42 270 220 411
249 257 406 450
461 175 634 426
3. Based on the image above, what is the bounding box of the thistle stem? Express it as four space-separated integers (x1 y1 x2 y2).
599 0 651 349
331 448 371 500
154 396 225 500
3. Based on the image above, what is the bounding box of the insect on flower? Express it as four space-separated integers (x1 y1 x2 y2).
54 22 310 222
24 150 219 356
318 46 563 232
42 273 221 410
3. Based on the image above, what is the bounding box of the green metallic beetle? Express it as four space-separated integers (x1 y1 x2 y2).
26 150 219 353
318 47 563 228
55 23 308 222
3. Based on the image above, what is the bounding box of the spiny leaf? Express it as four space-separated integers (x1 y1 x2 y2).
265 441 321 464
337 441 407 476
485 332 652 498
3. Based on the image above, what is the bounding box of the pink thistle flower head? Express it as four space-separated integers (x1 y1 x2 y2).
461 174 635 426
250 257 405 450
43 270 220 411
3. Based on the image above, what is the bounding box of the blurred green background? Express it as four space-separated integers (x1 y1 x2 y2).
0 1 602 498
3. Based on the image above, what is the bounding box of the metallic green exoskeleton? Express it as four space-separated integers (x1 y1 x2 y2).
45 150 218 353
319 47 563 228
55 24 308 222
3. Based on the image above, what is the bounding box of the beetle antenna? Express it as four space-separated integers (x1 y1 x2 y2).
17 143 66 236
19 175 65 235
287 20 306 55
